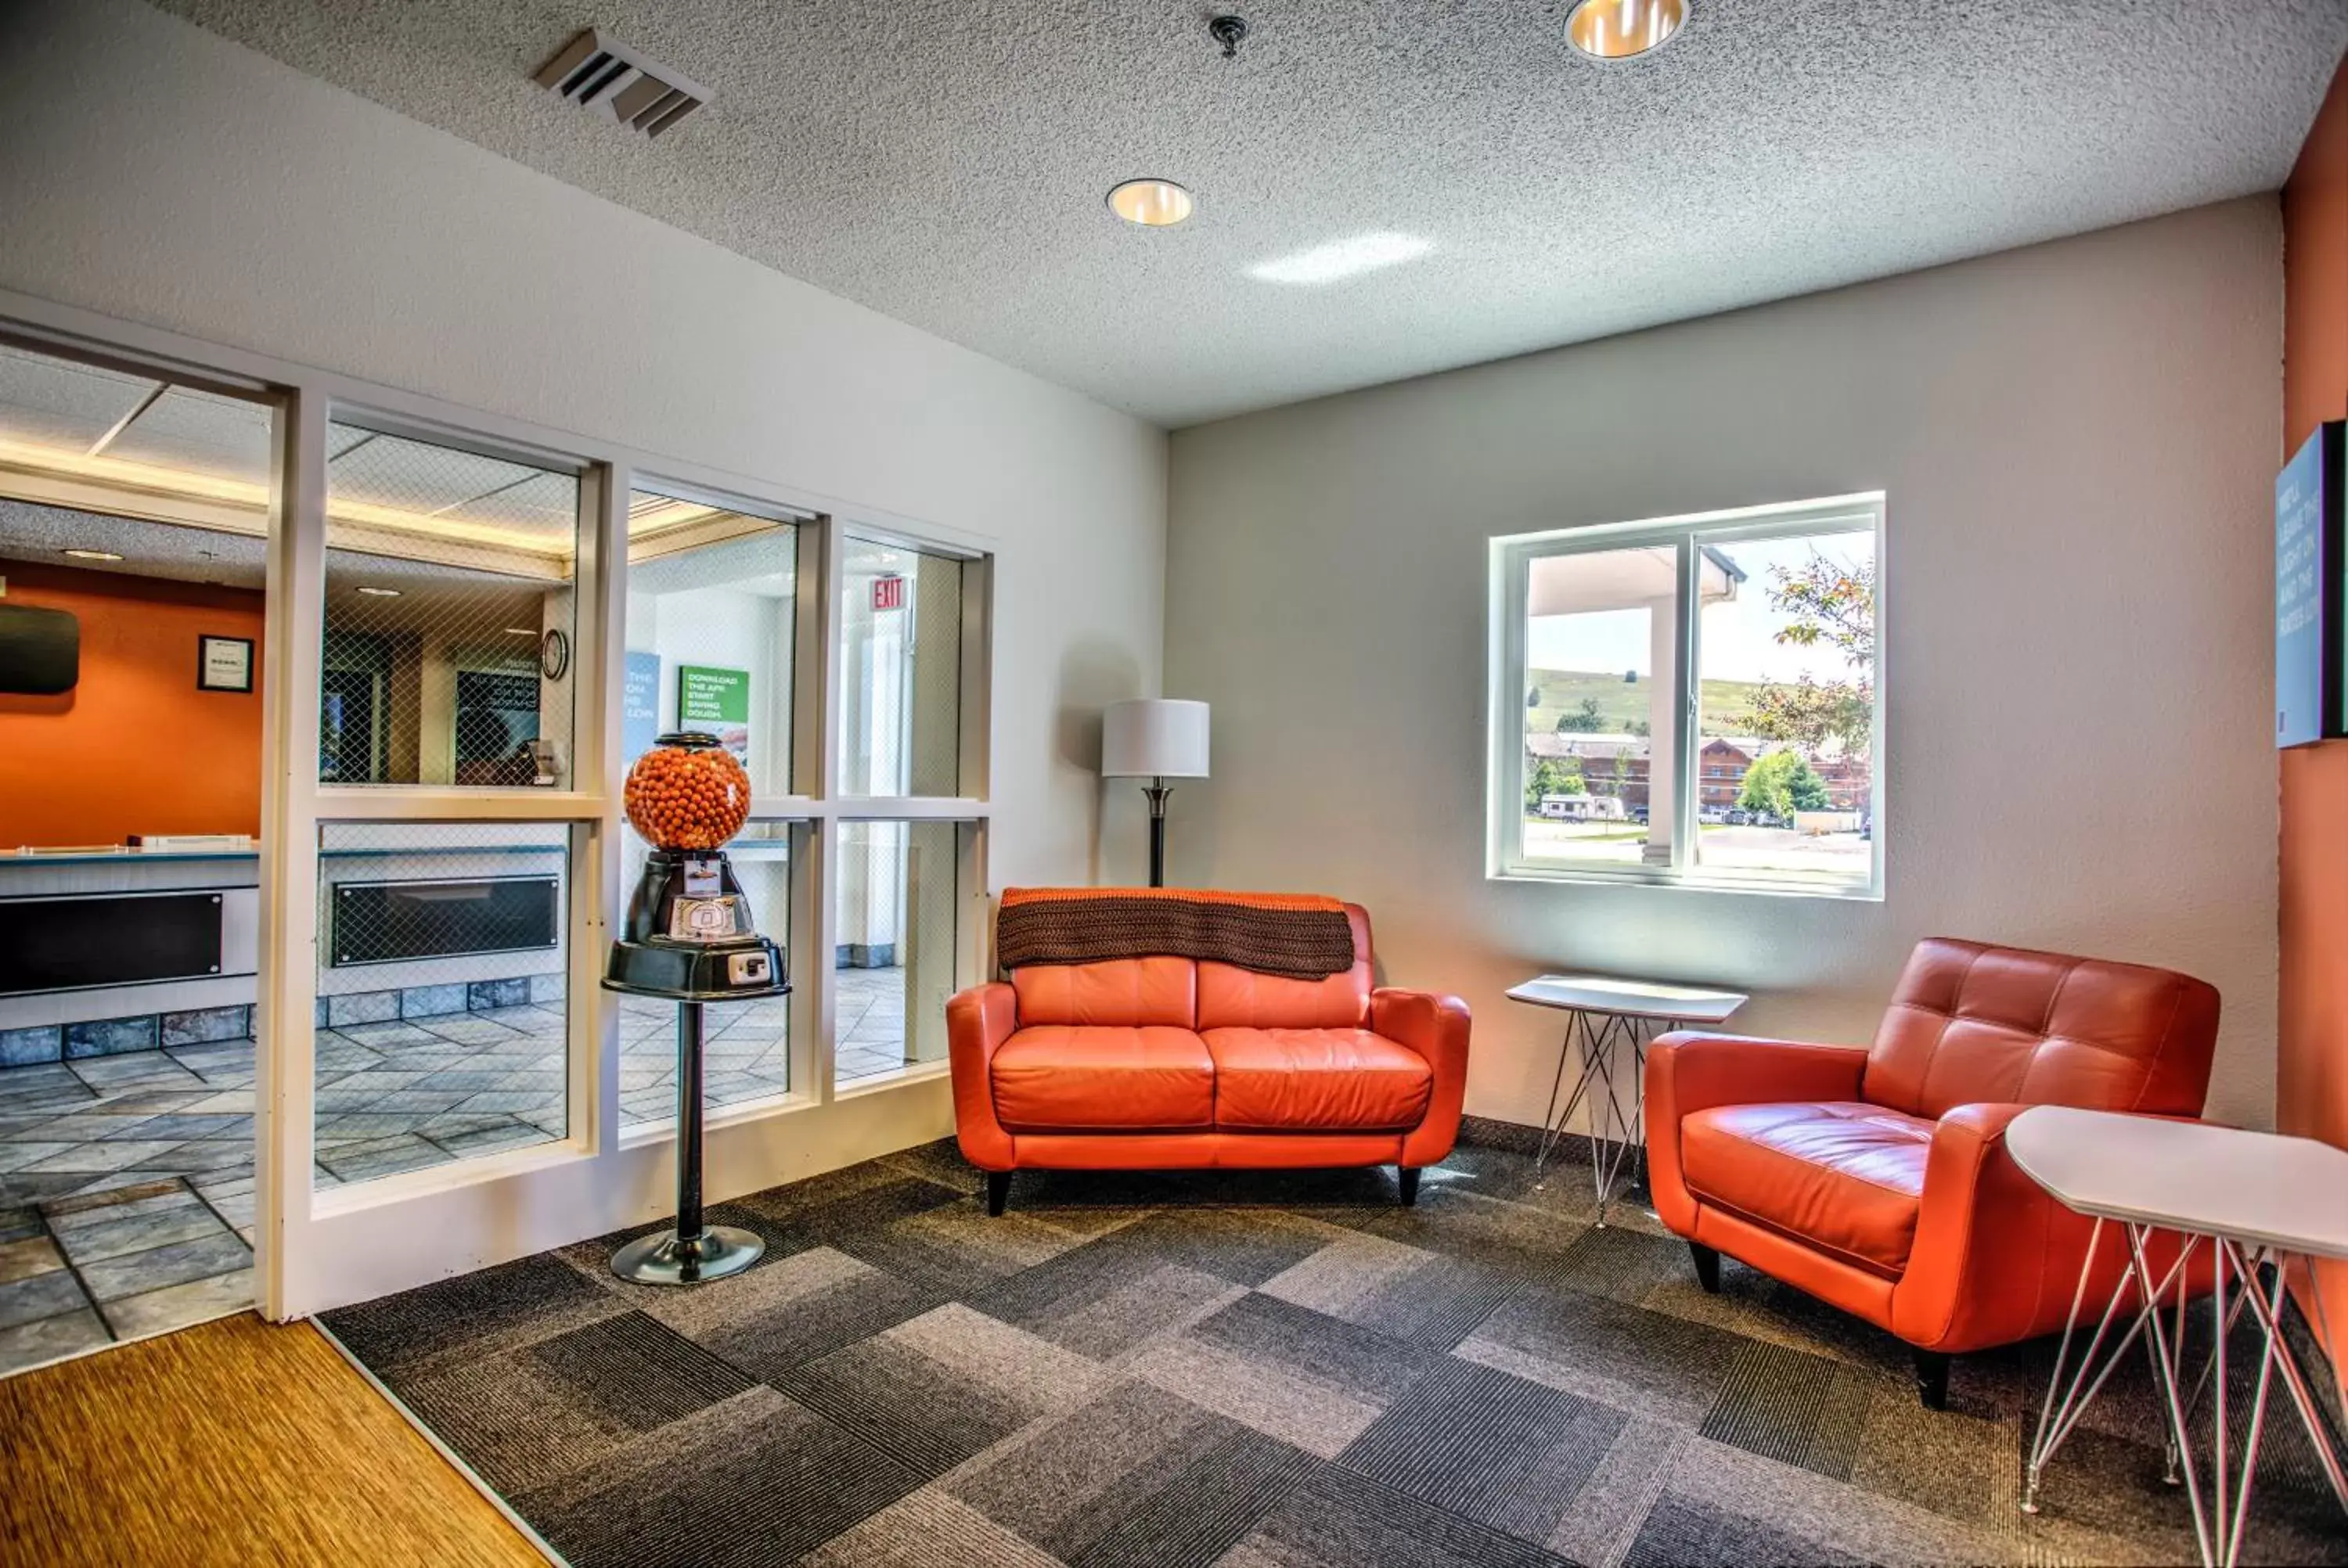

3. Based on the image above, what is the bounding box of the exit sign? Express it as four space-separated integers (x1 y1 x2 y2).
872 574 905 611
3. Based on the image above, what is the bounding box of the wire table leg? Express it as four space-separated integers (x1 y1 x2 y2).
2023 1222 2200 1514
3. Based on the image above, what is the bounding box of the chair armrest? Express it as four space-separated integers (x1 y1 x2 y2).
945 982 1018 1171
1374 988 1471 1167
1644 1032 1870 1120
1644 1032 1869 1236
1892 1102 2171 1354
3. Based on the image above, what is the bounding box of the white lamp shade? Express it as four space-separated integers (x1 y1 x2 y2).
1102 699 1209 779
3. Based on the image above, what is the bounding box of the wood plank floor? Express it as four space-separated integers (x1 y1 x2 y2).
0 1311 547 1567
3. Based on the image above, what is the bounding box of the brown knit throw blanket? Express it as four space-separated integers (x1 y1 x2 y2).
996 887 1356 980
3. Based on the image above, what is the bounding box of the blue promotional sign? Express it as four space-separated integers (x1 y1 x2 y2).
2278 423 2345 749
622 649 661 766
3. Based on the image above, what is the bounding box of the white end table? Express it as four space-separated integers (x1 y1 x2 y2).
2006 1106 2348 1566
1507 974 1747 1225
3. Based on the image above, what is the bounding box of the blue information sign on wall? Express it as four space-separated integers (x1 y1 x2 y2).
622 649 661 766
2278 423 2346 749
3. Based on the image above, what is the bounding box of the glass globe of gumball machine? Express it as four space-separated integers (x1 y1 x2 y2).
602 732 787 1285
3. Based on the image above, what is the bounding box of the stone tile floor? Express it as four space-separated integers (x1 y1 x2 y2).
0 966 920 1378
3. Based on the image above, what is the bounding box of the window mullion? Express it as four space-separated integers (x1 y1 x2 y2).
1672 534 1700 874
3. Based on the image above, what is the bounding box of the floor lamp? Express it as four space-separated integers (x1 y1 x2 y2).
1103 699 1209 887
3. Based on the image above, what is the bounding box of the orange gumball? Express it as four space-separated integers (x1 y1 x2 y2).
624 733 750 849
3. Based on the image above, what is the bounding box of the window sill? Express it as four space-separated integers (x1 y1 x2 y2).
1492 862 1883 902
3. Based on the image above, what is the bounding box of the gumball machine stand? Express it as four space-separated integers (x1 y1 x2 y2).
602 732 787 1286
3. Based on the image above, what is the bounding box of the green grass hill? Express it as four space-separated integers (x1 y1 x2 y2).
1529 668 1764 738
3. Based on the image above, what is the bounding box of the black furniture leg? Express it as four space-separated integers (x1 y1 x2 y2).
608 1000 764 1285
985 1171 1011 1217
1398 1167 1421 1207
1689 1242 1721 1294
1913 1347 1951 1411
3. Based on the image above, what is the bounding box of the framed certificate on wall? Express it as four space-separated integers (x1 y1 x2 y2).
198 634 254 693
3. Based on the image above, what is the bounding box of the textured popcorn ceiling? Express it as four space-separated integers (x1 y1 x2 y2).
149 1 2348 428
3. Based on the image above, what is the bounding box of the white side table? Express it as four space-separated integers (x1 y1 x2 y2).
1506 974 1747 1225
2006 1106 2348 1567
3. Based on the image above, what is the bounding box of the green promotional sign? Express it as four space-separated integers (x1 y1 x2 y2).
677 665 751 761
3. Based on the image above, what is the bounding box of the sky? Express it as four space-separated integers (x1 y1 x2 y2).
1527 531 1871 686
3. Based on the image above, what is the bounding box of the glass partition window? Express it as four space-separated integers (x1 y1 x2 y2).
618 821 794 1127
313 820 571 1186
622 495 798 794
838 538 963 797
322 421 581 789
1494 494 1884 897
835 821 959 1085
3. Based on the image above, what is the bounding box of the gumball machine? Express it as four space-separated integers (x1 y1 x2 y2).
602 731 787 1285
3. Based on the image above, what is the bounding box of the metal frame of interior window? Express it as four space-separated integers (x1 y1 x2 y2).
1488 492 1886 900
0 287 997 1322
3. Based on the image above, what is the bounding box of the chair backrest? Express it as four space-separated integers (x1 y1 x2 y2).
1862 937 2219 1120
1005 901 1374 1030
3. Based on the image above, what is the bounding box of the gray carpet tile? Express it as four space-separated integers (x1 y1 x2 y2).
319 1135 2348 1568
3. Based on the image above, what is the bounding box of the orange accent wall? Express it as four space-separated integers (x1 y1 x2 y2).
0 562 264 847
2279 55 2348 1384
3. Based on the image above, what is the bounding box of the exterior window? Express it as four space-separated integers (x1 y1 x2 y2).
1493 494 1883 897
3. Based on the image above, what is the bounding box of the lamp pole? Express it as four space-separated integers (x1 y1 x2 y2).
1143 776 1172 887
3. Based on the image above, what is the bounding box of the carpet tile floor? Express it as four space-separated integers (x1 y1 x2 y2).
319 1134 2348 1567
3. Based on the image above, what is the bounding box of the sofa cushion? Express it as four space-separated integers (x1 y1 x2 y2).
1680 1101 1932 1277
1202 1027 1431 1131
1013 957 1196 1028
991 1025 1214 1131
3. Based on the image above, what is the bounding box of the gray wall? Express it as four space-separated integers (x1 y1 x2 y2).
1166 198 2282 1128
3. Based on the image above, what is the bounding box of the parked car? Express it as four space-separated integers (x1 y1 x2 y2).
1698 807 1729 825
1726 808 1751 826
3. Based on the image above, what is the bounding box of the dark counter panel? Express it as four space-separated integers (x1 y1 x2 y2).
0 892 224 994
330 878 560 967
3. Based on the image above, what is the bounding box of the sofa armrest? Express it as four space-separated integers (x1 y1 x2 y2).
1374 988 1471 1167
1892 1104 2203 1354
945 982 1019 1171
1644 1032 1869 1235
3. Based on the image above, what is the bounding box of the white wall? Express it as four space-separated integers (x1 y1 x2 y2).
0 0 1169 894
1166 198 2282 1128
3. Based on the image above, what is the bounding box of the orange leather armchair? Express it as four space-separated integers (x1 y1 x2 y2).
947 901 1470 1212
1644 937 2219 1408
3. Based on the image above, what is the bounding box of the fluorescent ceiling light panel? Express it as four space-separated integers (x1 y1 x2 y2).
1248 232 1434 286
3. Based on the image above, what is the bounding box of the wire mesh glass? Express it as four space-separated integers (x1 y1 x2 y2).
835 820 958 1085
321 419 580 788
313 819 571 1188
838 538 962 797
617 819 794 1128
621 495 797 794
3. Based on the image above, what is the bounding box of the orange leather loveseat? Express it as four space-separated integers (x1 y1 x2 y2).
1644 937 2219 1409
946 894 1469 1213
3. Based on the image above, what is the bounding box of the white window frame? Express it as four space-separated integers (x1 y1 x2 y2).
1488 491 1885 900
0 287 999 1320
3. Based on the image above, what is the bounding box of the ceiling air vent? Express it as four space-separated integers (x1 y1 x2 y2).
534 30 709 138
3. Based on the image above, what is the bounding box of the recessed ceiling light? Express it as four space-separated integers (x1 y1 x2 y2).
1107 178 1195 228
1248 232 1434 286
61 548 124 561
1567 0 1687 59
355 585 402 597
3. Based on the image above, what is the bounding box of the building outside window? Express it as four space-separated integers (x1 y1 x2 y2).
1493 493 1884 897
